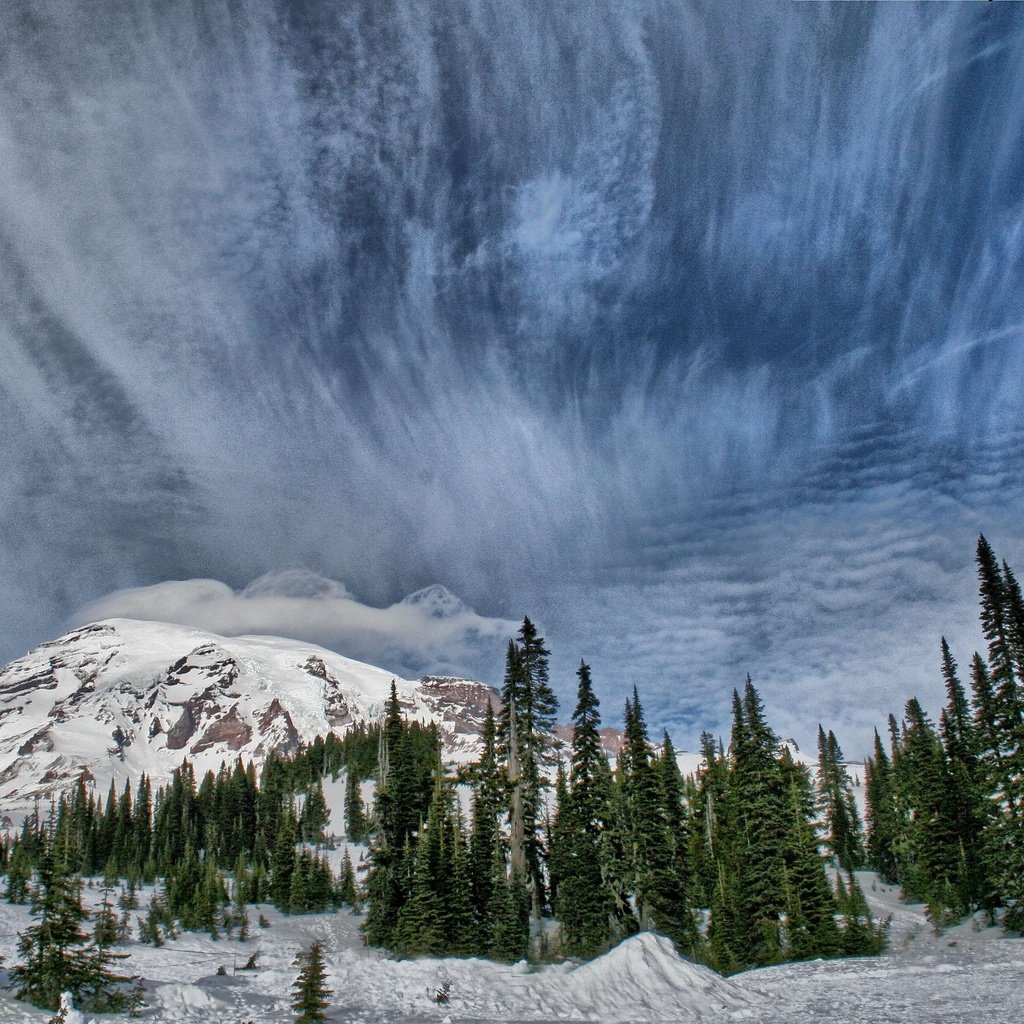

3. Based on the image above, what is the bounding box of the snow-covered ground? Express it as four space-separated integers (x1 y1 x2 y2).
0 873 1020 1023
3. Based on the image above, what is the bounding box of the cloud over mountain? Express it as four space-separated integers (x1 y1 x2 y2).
72 572 518 681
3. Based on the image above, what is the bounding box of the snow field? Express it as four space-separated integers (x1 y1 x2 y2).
1 872 1021 1023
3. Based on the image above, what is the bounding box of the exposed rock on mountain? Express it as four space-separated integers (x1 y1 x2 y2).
0 619 498 817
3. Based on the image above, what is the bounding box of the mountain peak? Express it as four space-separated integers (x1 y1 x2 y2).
0 617 497 821
239 569 351 601
399 584 466 619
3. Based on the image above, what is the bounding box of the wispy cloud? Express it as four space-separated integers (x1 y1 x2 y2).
2 3 1024 751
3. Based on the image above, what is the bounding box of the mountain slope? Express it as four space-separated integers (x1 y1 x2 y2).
0 618 497 817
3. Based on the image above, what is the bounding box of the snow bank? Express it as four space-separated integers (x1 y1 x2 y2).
558 933 751 1021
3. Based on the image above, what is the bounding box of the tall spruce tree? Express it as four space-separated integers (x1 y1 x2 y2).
864 730 898 884
499 619 558 915
815 727 865 871
728 680 788 965
779 748 842 961
469 701 505 948
554 662 616 958
619 689 697 953
938 638 988 912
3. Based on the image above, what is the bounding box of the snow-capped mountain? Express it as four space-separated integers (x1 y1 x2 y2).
0 618 499 817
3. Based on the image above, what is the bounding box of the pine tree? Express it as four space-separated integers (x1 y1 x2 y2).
337 849 358 907
938 638 989 912
898 698 962 915
729 681 787 965
815 727 865 872
554 662 616 958
301 782 329 845
469 699 505 947
499 619 558 915
291 941 331 1023
619 689 697 953
271 807 298 910
778 748 841 961
864 730 899 884
344 770 367 844
13 828 125 1012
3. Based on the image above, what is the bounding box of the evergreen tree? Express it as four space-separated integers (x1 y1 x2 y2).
729 681 787 964
344 770 367 844
291 941 331 1023
499 619 558 915
864 730 899 884
779 748 841 961
938 639 989 912
301 782 329 845
898 698 962 915
554 662 616 958
12 828 125 1012
469 699 505 946
815 727 865 871
619 689 697 953
337 849 358 907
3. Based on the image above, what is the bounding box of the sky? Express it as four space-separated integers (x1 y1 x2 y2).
2 2 1024 757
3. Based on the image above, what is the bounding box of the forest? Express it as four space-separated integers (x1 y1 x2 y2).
0 535 1021 1014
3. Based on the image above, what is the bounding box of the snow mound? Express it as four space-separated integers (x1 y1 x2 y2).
558 933 751 1022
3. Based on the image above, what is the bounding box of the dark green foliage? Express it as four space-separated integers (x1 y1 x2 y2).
619 690 698 954
815 727 864 872
468 701 505 947
300 782 329 844
864 730 898 884
291 940 331 1023
489 866 530 963
836 872 885 955
337 849 358 907
499 619 559 915
344 769 367 843
12 827 129 1013
779 750 841 960
552 662 617 958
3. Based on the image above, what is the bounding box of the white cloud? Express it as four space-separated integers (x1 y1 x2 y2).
71 570 519 682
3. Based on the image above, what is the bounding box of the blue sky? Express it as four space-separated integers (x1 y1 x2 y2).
2 2 1023 756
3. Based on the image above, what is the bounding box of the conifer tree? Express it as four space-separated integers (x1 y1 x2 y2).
291 941 331 1023
499 619 558 915
301 782 329 845
469 700 505 943
728 681 787 964
938 639 988 911
898 698 962 914
13 828 125 1012
864 730 899 884
779 748 841 961
554 662 616 958
619 689 697 953
337 849 358 907
815 727 865 871
344 770 367 844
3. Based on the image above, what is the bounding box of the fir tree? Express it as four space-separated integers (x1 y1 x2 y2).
554 662 616 958
499 618 558 915
344 770 367 844
815 727 865 871
12 828 125 1012
619 689 696 953
291 941 331 1023
469 700 505 947
864 730 899 884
